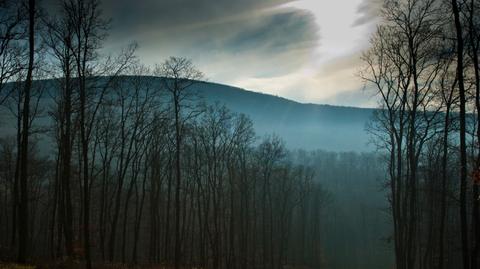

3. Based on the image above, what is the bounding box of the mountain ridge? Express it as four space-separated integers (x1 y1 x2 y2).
0 76 375 152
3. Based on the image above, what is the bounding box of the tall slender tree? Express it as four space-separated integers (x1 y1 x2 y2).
17 0 35 263
156 57 203 269
451 1 470 268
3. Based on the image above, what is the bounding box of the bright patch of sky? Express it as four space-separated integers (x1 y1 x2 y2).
284 0 373 65
230 0 380 107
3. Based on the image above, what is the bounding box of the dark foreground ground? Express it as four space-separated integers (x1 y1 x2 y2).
0 263 191 269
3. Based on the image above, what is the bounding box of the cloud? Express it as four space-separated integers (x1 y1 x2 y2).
43 0 381 107
227 0 380 107
353 0 383 26
107 5 319 82
233 62 377 108
221 10 317 56
102 0 295 37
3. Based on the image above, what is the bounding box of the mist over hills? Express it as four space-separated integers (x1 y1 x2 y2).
190 80 375 151
0 76 375 152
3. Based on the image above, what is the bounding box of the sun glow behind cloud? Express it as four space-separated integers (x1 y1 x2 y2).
284 0 375 64
229 0 380 107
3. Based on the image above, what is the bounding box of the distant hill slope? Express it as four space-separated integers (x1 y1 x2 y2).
190 80 375 151
0 77 376 152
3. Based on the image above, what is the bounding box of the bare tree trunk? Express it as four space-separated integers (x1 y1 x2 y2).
80 86 92 269
121 162 138 263
51 154 60 259
439 102 451 269
164 154 173 262
18 0 35 262
132 158 148 264
468 1 480 267
451 1 470 269
78 57 92 269
11 95 21 249
174 92 182 269
62 64 74 258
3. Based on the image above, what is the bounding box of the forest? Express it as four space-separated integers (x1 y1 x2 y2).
0 0 479 269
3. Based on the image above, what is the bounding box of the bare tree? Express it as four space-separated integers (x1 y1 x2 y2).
155 57 202 269
56 1 136 267
43 3 77 257
466 1 480 267
0 0 24 105
450 1 470 268
17 0 35 263
361 1 448 268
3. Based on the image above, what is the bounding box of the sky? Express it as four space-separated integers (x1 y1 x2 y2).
100 0 382 107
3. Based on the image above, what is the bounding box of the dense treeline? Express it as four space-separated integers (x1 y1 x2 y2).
0 78 326 269
361 0 480 269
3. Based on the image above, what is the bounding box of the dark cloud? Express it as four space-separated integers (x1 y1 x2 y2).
222 10 317 55
42 0 296 38
39 0 319 77
185 9 318 78
353 0 382 26
84 0 319 76
90 0 319 80
101 0 294 35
